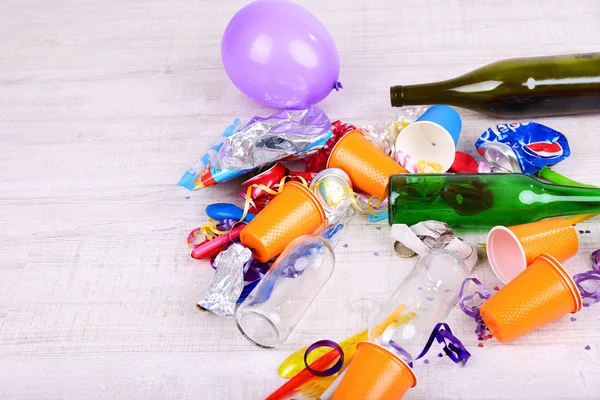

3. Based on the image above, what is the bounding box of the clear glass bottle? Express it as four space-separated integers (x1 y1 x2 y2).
368 249 468 364
236 206 356 348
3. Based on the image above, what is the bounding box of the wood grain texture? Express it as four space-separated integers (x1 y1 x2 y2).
1 0 600 398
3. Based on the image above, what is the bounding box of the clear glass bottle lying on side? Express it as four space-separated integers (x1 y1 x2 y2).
367 249 469 363
332 249 469 400
236 205 356 349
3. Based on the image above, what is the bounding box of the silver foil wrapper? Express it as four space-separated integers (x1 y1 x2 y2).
197 243 252 317
211 105 332 170
391 221 478 271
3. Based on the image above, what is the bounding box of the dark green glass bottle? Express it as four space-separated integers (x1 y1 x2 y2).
388 173 600 229
390 53 600 118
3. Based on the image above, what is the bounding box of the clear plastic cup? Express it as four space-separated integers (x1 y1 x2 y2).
368 248 468 364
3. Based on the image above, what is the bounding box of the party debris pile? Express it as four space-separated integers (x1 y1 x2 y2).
180 1 600 399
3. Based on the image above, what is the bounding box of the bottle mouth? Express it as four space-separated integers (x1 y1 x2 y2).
390 86 403 107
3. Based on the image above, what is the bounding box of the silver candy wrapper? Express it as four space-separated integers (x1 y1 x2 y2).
210 105 332 170
390 221 478 271
197 243 252 317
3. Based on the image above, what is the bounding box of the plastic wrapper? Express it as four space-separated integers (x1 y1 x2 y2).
179 106 332 190
197 243 252 317
360 106 428 156
475 122 570 174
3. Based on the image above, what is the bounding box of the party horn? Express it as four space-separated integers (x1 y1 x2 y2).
240 181 327 263
331 342 416 400
190 224 246 259
487 218 579 284
327 130 406 200
480 254 582 344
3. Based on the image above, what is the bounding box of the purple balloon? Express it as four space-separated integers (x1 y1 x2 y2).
221 0 340 109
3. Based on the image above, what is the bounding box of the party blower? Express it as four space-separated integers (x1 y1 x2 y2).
461 254 583 344
388 173 600 229
331 249 471 400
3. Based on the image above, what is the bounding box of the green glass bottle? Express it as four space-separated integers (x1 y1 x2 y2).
390 53 600 118
388 173 600 229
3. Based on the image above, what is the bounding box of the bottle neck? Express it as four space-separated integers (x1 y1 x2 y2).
391 82 460 107
528 178 600 214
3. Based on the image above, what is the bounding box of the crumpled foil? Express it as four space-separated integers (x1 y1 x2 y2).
390 221 478 271
210 105 332 170
197 243 252 317
361 106 429 156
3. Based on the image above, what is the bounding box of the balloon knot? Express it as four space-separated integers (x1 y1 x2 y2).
334 81 343 91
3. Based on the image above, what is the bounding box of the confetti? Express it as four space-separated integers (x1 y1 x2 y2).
579 230 585 234
423 359 430 364
478 343 484 348
493 286 500 291
376 226 382 231
437 353 443 357
418 287 423 291
585 345 591 350
427 297 434 302
343 244 348 248
373 252 379 256
571 317 577 322
185 196 191 200
585 230 591 234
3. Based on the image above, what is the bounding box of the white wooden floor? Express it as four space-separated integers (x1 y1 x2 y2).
2 0 600 399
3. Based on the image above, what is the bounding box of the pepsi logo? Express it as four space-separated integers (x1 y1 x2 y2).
523 141 563 158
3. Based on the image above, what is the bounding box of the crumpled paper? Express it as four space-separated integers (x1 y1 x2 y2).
391 221 478 270
197 243 252 317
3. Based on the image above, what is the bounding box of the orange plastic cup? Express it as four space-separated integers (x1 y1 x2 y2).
480 254 582 344
327 130 406 200
240 181 326 263
487 218 579 284
332 341 416 400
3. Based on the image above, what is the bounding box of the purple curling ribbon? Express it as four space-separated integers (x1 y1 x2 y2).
304 340 344 377
391 323 471 367
573 249 600 307
388 340 414 362
459 278 492 340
